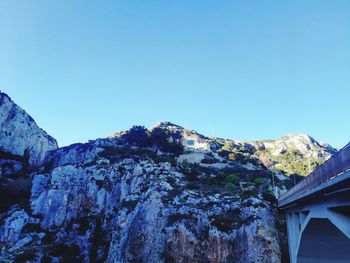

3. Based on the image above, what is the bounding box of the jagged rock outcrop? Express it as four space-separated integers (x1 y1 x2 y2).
0 91 58 170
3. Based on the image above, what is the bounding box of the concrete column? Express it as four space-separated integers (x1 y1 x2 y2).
286 212 301 263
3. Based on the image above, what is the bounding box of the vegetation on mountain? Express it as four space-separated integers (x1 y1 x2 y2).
121 125 184 155
266 148 325 177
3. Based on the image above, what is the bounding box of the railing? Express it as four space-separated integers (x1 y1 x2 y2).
278 141 350 207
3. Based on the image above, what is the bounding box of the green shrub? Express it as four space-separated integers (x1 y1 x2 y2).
254 177 265 185
149 127 184 155
225 174 240 185
181 162 201 181
240 189 259 199
153 155 177 167
243 181 254 187
225 183 238 192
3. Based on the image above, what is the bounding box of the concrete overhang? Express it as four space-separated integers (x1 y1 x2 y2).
278 170 350 211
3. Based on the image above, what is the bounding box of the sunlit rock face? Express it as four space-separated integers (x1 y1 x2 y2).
256 134 336 159
0 91 58 168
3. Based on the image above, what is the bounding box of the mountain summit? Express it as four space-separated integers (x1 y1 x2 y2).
112 121 335 177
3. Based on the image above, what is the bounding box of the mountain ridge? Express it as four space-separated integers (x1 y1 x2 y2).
109 121 336 177
0 92 335 262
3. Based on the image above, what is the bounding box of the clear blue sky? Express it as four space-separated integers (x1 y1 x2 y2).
1 1 349 148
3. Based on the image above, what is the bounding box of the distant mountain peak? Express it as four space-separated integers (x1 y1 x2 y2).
282 133 313 140
152 121 185 130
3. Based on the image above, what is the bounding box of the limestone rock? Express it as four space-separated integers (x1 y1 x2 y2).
0 91 58 167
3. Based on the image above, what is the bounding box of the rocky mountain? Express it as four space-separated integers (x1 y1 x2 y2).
249 134 336 177
138 122 336 178
251 134 336 159
0 91 58 213
0 95 335 262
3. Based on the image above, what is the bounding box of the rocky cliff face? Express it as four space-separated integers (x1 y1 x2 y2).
1 140 283 262
0 92 57 167
0 91 58 213
0 98 334 262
